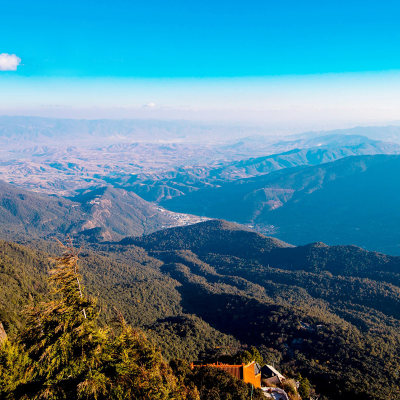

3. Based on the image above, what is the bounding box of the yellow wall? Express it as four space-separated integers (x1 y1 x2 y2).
242 362 261 389
191 361 261 389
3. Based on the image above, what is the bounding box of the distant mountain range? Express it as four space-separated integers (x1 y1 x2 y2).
1 117 400 200
2 116 400 254
0 116 271 146
162 154 400 254
0 181 206 241
3 115 400 145
108 135 400 202
2 136 400 253
289 125 400 144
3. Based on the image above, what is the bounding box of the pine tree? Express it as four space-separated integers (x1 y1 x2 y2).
0 243 197 400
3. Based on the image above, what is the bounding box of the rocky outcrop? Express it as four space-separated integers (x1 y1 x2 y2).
0 321 7 342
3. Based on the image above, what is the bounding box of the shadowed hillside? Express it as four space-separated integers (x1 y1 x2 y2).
107 135 400 202
162 154 400 254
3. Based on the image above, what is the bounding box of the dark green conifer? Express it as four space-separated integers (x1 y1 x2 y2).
0 244 196 400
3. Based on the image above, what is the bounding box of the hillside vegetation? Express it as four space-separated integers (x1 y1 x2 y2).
0 181 203 241
0 244 263 400
162 154 400 254
1 220 400 399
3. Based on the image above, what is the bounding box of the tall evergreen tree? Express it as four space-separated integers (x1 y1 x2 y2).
0 244 196 400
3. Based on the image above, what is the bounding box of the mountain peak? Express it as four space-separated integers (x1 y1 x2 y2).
307 242 329 248
191 219 252 232
120 219 292 260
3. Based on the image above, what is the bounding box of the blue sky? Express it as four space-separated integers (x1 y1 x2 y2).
2 0 400 129
3 0 400 77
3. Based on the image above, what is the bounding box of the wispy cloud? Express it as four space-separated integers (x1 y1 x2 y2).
143 102 156 108
0 53 21 71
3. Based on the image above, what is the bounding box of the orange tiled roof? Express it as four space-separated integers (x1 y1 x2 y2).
191 361 261 388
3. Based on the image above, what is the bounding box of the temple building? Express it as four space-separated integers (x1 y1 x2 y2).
191 361 262 388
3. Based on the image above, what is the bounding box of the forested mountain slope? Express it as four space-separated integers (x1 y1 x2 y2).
162 154 400 254
0 181 203 241
1 220 400 399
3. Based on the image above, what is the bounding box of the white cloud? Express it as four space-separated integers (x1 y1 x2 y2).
143 102 156 108
0 53 21 71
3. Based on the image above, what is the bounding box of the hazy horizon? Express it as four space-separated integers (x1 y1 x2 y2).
3 1 400 133
2 72 400 132
2 113 400 143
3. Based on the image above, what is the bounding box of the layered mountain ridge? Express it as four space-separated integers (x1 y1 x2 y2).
1 220 400 399
107 135 400 202
0 180 206 241
162 154 400 254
